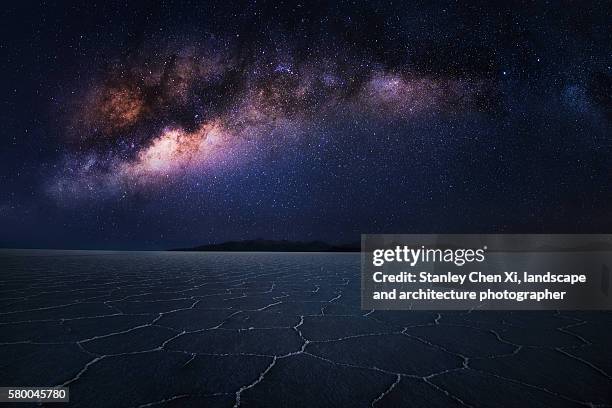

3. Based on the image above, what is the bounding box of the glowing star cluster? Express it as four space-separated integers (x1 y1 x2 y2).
126 123 225 173
51 38 498 199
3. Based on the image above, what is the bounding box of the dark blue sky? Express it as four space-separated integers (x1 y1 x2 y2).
1 1 610 249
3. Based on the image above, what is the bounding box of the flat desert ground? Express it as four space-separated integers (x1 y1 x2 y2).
1 250 611 407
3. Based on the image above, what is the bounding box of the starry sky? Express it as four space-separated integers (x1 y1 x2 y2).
1 1 611 249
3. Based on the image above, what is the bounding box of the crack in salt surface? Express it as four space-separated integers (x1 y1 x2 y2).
371 373 401 406
233 356 277 407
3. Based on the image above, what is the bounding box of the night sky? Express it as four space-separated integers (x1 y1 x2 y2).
1 1 610 249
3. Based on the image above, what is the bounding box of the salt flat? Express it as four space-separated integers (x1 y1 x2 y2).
0 250 610 407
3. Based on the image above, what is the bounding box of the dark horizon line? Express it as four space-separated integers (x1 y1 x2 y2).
0 238 362 253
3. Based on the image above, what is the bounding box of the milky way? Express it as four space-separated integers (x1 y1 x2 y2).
51 37 497 197
2 0 610 248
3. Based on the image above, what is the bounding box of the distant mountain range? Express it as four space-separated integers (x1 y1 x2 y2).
172 239 360 252
171 239 612 253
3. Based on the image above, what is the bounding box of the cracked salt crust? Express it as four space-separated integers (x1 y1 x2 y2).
0 251 610 407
